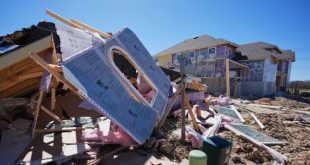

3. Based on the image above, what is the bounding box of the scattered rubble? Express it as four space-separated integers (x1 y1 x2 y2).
0 9 309 165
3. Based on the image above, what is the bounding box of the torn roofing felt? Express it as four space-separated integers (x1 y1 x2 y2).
0 21 61 55
56 24 171 144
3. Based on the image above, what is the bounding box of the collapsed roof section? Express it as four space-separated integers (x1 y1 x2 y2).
0 16 171 144
236 42 296 61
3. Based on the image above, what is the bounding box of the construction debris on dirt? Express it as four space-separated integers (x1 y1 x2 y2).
0 10 309 165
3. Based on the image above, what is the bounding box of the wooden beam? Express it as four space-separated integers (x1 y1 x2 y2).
29 52 79 96
226 59 230 97
249 112 265 129
32 90 44 138
41 105 64 124
184 96 200 132
70 19 112 38
35 127 85 133
46 10 80 28
0 35 52 70
157 84 183 129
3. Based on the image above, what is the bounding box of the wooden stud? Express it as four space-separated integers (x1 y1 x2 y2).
184 96 200 132
51 87 56 112
32 90 44 138
41 105 64 124
71 19 112 39
226 59 230 98
34 127 85 133
157 84 183 129
29 52 80 96
46 10 80 29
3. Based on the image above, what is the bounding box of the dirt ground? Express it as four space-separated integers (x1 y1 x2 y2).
142 96 310 165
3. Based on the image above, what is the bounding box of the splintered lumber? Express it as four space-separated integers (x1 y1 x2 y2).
184 96 200 132
41 105 64 124
46 10 80 28
224 124 287 164
32 90 44 138
249 112 265 129
70 19 112 38
157 84 183 129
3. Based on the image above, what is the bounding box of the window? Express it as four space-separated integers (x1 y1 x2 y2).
111 48 157 105
208 47 216 54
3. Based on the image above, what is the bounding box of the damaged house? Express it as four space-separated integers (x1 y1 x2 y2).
154 36 295 97
236 42 295 96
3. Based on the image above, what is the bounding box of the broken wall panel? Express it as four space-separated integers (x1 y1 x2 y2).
58 25 170 144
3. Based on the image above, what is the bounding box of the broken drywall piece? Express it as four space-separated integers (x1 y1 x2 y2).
57 25 170 144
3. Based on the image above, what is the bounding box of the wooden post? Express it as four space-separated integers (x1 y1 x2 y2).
180 83 186 142
157 84 183 129
184 97 199 132
32 90 44 138
226 59 230 97
41 105 64 124
70 19 112 39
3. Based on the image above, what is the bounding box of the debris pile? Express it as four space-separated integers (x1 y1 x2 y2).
0 10 309 165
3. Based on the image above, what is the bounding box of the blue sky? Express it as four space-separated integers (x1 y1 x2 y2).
1 0 310 81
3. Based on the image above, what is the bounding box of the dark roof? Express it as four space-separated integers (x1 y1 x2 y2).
236 42 281 60
0 21 59 55
277 49 295 62
154 35 238 57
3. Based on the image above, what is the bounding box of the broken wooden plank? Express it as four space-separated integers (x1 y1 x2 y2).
184 96 200 132
70 19 112 38
46 9 80 28
29 52 80 96
32 90 44 138
157 84 183 129
249 112 265 129
249 104 282 110
34 127 85 133
41 105 64 124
